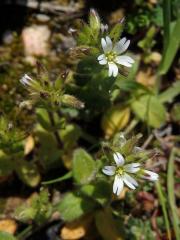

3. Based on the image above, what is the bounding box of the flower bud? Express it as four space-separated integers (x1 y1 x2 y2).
89 9 100 31
62 94 84 109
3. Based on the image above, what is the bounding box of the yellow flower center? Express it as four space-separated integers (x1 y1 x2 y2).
116 167 124 176
106 52 116 62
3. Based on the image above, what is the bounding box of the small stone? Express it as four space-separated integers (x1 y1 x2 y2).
35 14 50 23
149 52 162 64
2 30 14 45
61 216 92 240
22 25 51 57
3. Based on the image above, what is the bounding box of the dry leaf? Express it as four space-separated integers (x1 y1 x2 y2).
109 9 125 24
0 219 17 234
136 68 156 87
60 215 92 240
101 106 130 138
62 152 73 169
24 135 35 155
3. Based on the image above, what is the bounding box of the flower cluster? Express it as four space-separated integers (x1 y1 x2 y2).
102 152 158 196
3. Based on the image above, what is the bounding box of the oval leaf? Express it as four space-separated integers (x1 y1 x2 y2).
73 148 96 185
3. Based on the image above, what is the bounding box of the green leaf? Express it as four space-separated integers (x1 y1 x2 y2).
120 134 142 157
81 180 111 205
0 151 13 176
35 126 62 170
171 103 180 122
36 109 62 131
95 208 123 240
159 81 180 103
159 18 180 75
73 148 96 185
109 22 123 42
15 160 41 187
57 192 96 222
60 124 81 150
131 94 166 128
0 232 17 240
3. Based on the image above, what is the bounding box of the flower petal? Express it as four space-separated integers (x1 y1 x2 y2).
99 58 107 65
113 152 125 166
113 175 124 196
142 170 159 181
20 74 33 86
108 62 118 77
123 173 138 189
113 37 126 54
97 54 106 61
124 163 141 173
101 38 107 52
105 36 113 52
102 166 116 176
115 55 134 67
113 37 130 54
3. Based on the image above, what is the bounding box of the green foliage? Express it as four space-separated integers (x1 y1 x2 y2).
0 232 17 240
125 218 156 240
57 192 96 221
171 103 180 122
0 151 14 176
15 160 41 187
131 94 166 128
95 208 123 240
109 23 123 42
73 148 96 185
0 117 24 154
159 81 180 103
81 180 111 205
15 189 52 225
76 10 100 47
159 18 180 75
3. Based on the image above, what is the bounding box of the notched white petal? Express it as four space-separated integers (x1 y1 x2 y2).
99 59 107 65
108 63 118 77
115 55 134 67
97 54 106 61
113 175 124 196
102 166 116 176
113 152 125 166
123 173 138 189
124 163 141 173
113 37 130 54
20 74 33 86
101 38 107 52
105 36 113 52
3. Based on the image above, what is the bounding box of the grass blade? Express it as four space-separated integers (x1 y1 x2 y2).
156 181 171 240
167 148 180 240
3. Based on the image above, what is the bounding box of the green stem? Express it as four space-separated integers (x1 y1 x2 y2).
47 110 63 148
167 148 180 240
124 118 138 135
42 171 72 185
156 181 171 240
16 225 33 240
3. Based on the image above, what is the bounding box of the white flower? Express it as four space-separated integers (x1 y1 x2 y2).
141 170 159 181
102 152 158 196
20 74 34 86
97 36 134 77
